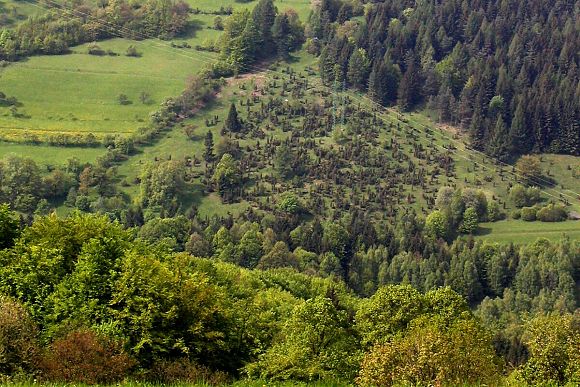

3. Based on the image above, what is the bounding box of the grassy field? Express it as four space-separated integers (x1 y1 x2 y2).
0 141 104 166
0 33 219 138
475 220 580 244
0 0 45 28
0 0 310 147
192 0 312 20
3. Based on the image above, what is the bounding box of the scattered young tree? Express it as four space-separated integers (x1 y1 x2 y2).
224 103 242 133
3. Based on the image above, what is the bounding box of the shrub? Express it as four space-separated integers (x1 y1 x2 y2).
126 45 141 57
87 43 105 56
486 200 503 222
0 204 19 249
0 296 40 378
511 209 521 220
536 204 568 222
118 94 131 105
357 317 500 387
521 207 537 221
526 186 541 205
149 358 229 385
40 329 134 384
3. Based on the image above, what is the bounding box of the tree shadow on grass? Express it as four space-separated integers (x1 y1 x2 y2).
474 226 492 236
180 19 205 39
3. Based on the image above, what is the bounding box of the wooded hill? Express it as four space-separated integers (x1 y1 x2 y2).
316 0 580 159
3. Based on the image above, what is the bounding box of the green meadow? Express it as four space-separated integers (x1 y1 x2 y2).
191 0 312 20
0 35 218 138
475 219 580 244
0 141 104 166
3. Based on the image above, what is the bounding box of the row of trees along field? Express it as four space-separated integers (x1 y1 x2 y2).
314 0 580 158
0 209 578 385
0 0 190 61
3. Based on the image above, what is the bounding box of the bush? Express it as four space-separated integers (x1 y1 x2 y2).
536 204 568 222
486 200 503 222
126 45 141 57
521 207 537 221
40 329 134 384
0 296 40 378
511 209 521 220
357 317 500 387
0 204 19 249
87 43 105 56
149 358 229 385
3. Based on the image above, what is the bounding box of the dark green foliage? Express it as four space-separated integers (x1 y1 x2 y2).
224 103 242 133
316 0 580 156
0 204 19 249
214 3 304 76
0 212 576 384
204 130 215 165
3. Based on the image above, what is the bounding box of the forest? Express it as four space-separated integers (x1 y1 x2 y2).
316 0 580 158
0 208 578 385
0 0 579 385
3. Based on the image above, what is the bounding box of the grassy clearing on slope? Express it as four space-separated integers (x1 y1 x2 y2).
0 32 218 137
0 0 45 28
474 219 580 244
192 0 312 20
0 141 104 166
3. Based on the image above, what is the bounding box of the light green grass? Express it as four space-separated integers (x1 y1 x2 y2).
0 141 104 166
0 0 46 28
192 0 312 20
0 35 218 137
539 154 580 212
474 220 580 244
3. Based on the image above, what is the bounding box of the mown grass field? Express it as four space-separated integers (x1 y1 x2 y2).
0 34 218 137
192 0 312 20
475 219 580 244
0 141 104 166
0 0 310 156
0 0 45 28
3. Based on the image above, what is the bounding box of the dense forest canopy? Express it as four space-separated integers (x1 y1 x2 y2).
0 0 579 385
316 0 580 158
0 210 578 385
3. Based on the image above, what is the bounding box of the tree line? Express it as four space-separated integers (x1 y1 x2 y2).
0 0 191 61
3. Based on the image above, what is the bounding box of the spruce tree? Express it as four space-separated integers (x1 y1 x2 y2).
509 100 532 154
347 48 370 90
488 117 511 162
224 103 242 133
203 131 215 164
251 0 277 54
272 14 291 60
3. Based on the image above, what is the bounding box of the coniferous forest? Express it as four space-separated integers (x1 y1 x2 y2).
317 0 580 158
0 0 579 385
